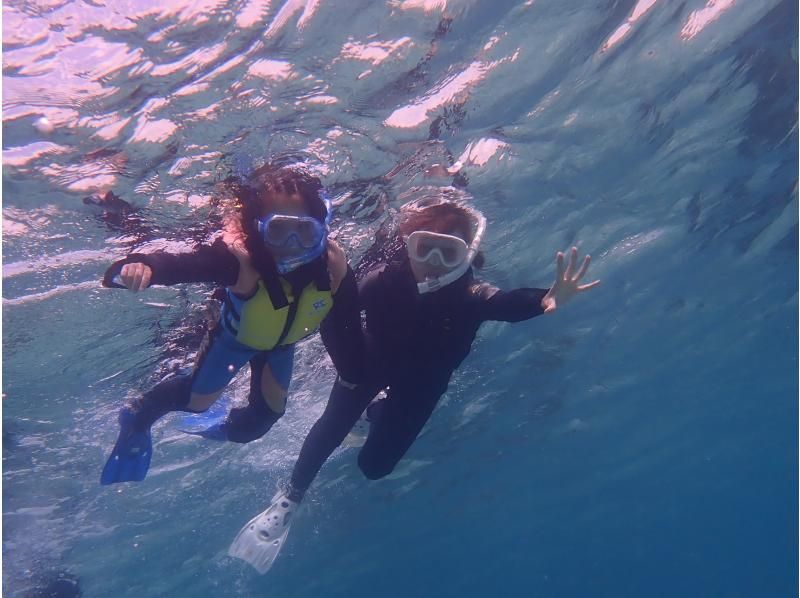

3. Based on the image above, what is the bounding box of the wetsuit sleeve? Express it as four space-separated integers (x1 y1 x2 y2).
105 237 239 287
473 282 549 322
320 265 366 385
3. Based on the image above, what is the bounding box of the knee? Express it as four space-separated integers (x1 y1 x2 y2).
186 391 221 412
357 452 397 480
259 370 288 415
130 373 194 425
225 407 282 444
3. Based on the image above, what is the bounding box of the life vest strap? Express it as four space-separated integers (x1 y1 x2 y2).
275 298 300 347
221 291 241 336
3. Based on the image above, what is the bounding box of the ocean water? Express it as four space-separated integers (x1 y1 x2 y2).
2 0 797 596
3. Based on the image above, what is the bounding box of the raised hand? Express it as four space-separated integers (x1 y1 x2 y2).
541 247 600 314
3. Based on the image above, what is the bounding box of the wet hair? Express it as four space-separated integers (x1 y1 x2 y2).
399 202 475 241
236 163 327 222
225 163 328 282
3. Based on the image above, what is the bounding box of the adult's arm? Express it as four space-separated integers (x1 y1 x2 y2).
472 282 550 323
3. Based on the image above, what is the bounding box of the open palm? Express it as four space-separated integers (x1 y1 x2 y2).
541 247 600 314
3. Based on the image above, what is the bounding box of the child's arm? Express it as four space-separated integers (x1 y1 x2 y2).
103 237 240 290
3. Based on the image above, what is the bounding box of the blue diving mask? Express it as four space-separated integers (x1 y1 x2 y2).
255 191 332 274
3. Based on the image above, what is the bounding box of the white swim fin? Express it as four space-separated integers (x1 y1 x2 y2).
228 491 299 574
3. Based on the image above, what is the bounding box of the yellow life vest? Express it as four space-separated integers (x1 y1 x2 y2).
223 278 333 350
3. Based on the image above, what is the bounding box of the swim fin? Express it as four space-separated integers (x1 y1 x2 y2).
176 394 230 441
100 406 153 485
228 491 299 574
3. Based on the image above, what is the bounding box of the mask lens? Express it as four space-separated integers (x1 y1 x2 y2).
439 245 460 265
416 239 438 261
408 232 467 267
296 220 321 247
265 218 294 245
262 216 323 249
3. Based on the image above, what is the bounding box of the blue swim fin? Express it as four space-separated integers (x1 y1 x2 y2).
100 407 153 485
175 394 230 441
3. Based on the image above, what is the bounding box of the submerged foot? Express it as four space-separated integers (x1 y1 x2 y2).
100 406 153 485
228 491 300 574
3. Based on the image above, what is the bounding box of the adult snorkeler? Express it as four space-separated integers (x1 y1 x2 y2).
226 187 600 573
100 164 363 484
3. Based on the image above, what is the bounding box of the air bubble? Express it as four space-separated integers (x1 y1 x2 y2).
34 116 54 135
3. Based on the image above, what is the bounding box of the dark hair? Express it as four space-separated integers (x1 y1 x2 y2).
237 163 327 221
229 163 328 282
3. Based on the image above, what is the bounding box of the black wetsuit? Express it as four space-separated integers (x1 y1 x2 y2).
106 238 364 442
288 257 548 499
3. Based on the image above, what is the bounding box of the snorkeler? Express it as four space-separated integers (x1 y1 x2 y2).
227 188 600 573
99 164 363 485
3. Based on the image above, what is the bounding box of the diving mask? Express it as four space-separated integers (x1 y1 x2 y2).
255 191 332 274
257 214 326 250
404 211 486 294
407 231 470 268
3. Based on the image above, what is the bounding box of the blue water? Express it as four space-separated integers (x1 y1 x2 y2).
3 0 797 596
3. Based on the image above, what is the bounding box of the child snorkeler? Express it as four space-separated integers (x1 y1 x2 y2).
227 187 600 573
100 164 363 485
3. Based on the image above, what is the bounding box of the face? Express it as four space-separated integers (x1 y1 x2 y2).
258 191 313 260
408 226 469 283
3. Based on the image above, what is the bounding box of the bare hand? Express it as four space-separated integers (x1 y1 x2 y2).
120 262 152 292
541 247 600 314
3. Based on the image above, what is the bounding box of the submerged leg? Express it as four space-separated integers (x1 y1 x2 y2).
225 344 295 443
100 373 194 485
287 376 382 501
357 388 441 480
100 326 253 484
